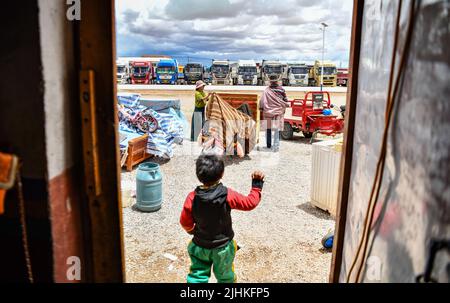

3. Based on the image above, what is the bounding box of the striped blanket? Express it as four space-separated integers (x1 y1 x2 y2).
205 93 257 155
259 86 290 129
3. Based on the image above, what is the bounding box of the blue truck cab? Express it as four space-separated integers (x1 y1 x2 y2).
155 59 178 85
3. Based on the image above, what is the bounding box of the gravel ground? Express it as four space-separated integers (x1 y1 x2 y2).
121 132 336 283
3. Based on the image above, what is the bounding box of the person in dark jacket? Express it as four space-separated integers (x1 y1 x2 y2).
180 154 265 283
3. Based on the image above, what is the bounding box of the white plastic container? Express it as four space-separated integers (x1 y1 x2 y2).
310 139 343 216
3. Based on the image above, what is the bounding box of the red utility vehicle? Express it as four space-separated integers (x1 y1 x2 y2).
281 91 344 140
130 61 152 84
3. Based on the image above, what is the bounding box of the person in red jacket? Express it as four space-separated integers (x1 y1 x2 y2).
180 154 265 283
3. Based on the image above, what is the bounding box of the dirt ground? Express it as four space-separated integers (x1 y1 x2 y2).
122 138 336 283
120 86 341 283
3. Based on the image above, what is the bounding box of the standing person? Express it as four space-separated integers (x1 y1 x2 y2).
260 75 290 152
191 80 211 141
180 154 265 283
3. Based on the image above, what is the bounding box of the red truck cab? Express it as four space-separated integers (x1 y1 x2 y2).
337 68 349 87
130 61 152 84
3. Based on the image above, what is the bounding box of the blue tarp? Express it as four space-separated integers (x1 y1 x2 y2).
118 93 186 159
117 93 141 107
139 98 181 113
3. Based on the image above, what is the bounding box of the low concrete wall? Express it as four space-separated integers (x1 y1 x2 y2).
118 85 348 123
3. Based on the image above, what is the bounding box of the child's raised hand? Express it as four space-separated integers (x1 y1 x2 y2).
252 171 265 181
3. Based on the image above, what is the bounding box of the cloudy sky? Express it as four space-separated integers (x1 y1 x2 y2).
115 0 353 67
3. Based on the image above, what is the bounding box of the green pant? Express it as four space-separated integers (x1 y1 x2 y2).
187 240 237 283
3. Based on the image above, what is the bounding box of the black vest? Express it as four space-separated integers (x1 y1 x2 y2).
192 183 234 249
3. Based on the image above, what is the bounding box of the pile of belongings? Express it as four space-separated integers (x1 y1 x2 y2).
118 93 187 159
202 93 257 157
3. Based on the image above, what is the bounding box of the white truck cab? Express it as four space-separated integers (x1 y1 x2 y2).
211 60 232 85
261 60 284 86
237 60 258 85
287 63 309 86
116 60 130 84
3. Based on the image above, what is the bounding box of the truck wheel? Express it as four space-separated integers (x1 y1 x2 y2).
303 131 313 138
281 122 294 140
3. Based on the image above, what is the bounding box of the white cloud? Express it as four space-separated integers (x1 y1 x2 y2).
115 0 353 66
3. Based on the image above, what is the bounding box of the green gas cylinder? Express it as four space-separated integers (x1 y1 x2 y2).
136 162 163 212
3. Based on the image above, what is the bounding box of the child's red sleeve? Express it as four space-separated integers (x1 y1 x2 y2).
226 187 262 211
180 191 195 233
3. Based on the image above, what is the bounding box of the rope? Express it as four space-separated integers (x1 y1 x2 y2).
16 169 34 283
346 0 420 283
384 0 403 120
355 0 420 282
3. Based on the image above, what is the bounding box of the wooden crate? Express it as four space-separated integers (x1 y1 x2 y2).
125 134 152 172
217 93 259 121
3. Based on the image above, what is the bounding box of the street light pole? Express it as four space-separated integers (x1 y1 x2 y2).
320 22 328 92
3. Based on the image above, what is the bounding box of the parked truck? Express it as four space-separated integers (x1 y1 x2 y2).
211 60 232 85
260 60 284 86
234 60 258 85
178 65 185 85
308 60 337 87
230 62 239 85
287 63 309 86
203 66 212 84
130 61 152 84
184 63 204 84
116 60 130 84
281 62 289 86
155 59 179 85
337 68 349 86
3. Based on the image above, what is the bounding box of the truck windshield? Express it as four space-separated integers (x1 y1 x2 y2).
212 65 229 73
291 67 308 74
117 66 126 73
264 66 282 74
316 67 337 75
238 67 257 74
186 67 202 73
157 67 176 74
133 66 149 73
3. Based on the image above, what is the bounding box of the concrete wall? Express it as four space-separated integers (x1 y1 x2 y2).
118 86 348 125
39 0 77 179
38 0 85 282
0 1 85 282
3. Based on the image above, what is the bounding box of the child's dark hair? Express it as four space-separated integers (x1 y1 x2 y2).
196 154 224 185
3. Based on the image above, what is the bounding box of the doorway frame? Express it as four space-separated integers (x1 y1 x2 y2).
77 0 124 282
329 0 364 282
76 0 363 282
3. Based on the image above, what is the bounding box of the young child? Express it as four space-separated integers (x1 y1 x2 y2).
180 154 265 283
